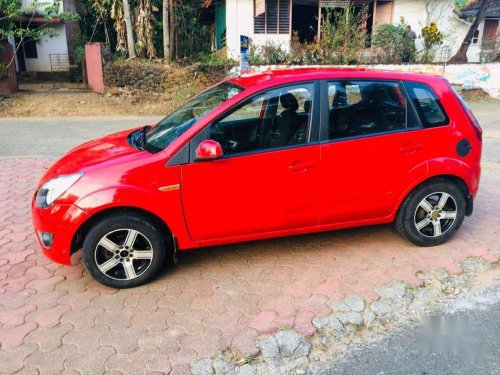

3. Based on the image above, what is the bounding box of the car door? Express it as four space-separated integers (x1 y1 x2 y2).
319 79 430 224
181 82 321 242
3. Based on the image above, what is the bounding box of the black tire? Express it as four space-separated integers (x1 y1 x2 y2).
82 213 168 288
395 179 466 247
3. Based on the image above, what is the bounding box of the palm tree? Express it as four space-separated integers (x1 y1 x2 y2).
163 0 170 62
169 0 175 60
123 0 136 58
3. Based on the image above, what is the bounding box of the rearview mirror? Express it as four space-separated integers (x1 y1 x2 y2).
195 140 223 161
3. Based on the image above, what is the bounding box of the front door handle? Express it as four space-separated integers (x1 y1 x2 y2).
288 161 315 173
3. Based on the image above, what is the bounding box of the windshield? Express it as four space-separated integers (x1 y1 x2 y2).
143 82 244 152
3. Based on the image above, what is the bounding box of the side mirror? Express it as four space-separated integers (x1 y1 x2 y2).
195 140 223 161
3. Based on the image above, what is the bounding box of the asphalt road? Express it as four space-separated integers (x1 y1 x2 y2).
313 283 500 375
0 116 161 157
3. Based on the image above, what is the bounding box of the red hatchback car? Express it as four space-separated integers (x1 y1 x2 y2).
32 68 482 288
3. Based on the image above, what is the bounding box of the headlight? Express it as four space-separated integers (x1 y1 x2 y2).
35 173 83 208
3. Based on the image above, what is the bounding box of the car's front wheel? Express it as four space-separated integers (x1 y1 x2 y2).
395 179 466 247
82 213 168 288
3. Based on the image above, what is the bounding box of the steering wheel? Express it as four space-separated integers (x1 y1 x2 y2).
211 122 225 142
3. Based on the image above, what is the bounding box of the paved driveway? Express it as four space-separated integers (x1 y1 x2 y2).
0 103 499 374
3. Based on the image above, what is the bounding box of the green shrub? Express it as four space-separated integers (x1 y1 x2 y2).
373 19 408 63
317 6 368 64
190 52 236 67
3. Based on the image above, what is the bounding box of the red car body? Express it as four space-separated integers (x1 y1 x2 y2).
32 68 482 266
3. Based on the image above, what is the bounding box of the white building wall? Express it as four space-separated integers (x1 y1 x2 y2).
24 24 69 72
466 19 485 63
7 37 19 72
226 0 290 60
392 0 476 62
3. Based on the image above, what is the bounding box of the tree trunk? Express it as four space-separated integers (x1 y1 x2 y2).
448 0 489 64
162 0 170 62
123 0 136 58
169 0 175 61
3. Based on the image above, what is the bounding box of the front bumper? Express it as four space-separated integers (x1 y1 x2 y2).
31 202 91 265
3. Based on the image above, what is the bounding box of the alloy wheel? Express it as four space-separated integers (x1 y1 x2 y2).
414 192 458 238
94 228 154 280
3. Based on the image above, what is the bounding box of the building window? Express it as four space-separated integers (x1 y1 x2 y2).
24 39 38 59
472 29 479 44
254 0 290 34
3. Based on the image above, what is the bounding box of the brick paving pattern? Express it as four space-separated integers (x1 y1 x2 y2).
0 158 498 374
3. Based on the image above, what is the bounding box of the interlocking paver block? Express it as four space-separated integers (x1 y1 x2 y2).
65 346 116 375
62 323 110 352
58 289 100 310
101 325 149 354
25 323 73 351
94 307 137 330
106 347 157 374
26 275 66 293
0 304 36 327
230 328 260 357
25 343 79 374
146 355 173 374
60 305 105 330
25 303 71 328
137 328 183 355
0 343 38 374
249 310 281 335
25 288 67 310
0 321 38 348
2 273 37 292
178 328 230 357
130 308 173 331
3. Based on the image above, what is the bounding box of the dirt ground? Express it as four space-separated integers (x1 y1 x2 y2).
0 87 496 118
0 84 203 117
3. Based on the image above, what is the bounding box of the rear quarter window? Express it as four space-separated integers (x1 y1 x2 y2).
404 81 449 128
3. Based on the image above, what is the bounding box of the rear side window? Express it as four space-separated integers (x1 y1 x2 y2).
328 80 414 140
404 81 449 128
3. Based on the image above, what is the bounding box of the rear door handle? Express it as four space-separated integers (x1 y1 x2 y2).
399 143 424 154
288 161 315 173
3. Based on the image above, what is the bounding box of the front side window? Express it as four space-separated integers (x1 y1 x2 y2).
404 81 449 128
144 82 243 152
210 84 314 156
328 80 411 139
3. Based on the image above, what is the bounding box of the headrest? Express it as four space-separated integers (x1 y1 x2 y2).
332 90 347 108
304 99 311 113
280 93 299 112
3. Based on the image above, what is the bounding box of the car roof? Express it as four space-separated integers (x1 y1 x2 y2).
228 67 445 89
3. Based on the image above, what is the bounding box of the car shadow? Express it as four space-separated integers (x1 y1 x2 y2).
158 223 405 278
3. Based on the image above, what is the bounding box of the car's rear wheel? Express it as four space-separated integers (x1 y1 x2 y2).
395 179 466 246
82 213 167 288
